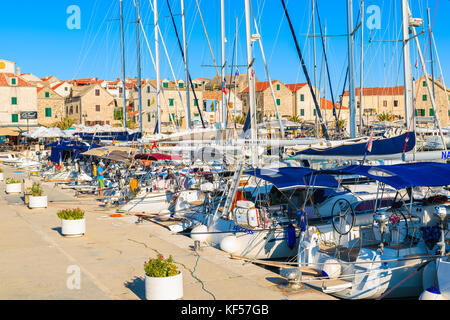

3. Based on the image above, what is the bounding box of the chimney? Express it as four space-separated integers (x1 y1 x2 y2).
16 66 21 75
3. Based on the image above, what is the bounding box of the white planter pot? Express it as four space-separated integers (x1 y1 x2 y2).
145 272 183 300
6 183 22 194
28 195 48 209
61 218 86 237
0 172 4 181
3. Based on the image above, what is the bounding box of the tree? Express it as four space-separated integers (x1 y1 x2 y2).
377 112 394 122
290 115 302 124
54 117 74 130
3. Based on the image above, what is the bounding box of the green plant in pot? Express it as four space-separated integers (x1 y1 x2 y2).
6 178 21 184
28 182 47 209
144 254 183 300
57 208 86 237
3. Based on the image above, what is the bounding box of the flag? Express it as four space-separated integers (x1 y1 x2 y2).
150 97 155 106
235 69 240 77
213 84 216 90
222 83 227 95
151 141 157 149
366 131 374 153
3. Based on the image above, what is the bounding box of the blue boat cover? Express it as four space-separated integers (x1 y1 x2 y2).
244 167 339 190
314 162 450 189
74 131 142 142
46 140 101 163
295 131 415 156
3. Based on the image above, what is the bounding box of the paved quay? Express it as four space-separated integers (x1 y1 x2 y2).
0 166 335 300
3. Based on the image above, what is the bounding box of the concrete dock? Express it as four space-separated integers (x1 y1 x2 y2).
0 165 335 300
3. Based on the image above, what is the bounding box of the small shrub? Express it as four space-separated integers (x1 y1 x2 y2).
57 208 85 220
144 254 178 278
28 183 44 197
6 178 21 184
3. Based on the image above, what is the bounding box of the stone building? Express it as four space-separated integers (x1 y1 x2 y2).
240 80 294 121
0 61 38 127
65 84 118 126
37 85 65 127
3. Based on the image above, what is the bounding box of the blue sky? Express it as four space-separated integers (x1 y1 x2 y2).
1 0 449 100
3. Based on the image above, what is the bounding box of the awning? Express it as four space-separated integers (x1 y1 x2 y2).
244 167 339 190
312 162 450 190
135 153 183 161
0 128 20 136
82 146 135 157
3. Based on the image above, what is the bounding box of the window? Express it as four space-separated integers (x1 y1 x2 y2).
383 100 387 107
163 82 168 88
277 84 280 91
313 109 317 116
195 84 198 89
178 83 184 89
169 99 174 106
147 99 151 107
300 94 305 102
147 86 151 93
300 109 305 116
276 99 281 106
76 106 79 113
148 114 151 122
394 100 398 107
45 92 50 98
65 87 68 91
11 114 18 123
11 78 17 85
95 89 100 96
11 97 17 105
194 100 198 107
45 108 52 117
423 81 427 87
423 94 427 101
420 109 425 116
96 105 100 112
430 109 435 116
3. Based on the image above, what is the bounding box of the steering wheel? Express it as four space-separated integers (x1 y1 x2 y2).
331 198 355 235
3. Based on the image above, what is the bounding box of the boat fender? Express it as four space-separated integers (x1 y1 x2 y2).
296 210 307 232
419 286 445 300
220 235 239 254
321 259 342 279
191 225 208 242
286 225 297 249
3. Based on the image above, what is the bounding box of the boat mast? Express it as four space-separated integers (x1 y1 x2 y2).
245 0 258 167
120 0 127 129
346 0 356 138
312 0 318 138
220 0 227 129
181 0 191 130
401 0 414 130
135 0 143 134
427 8 436 100
359 0 364 135
154 0 161 134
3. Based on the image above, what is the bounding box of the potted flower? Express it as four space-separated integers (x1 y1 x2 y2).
5 178 22 194
57 208 85 237
144 254 183 300
28 183 47 209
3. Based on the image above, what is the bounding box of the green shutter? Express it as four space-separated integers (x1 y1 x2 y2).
45 108 52 117
147 100 150 107
277 84 280 91
313 109 317 116
421 109 425 116
163 82 168 88
11 97 17 105
276 99 281 106
300 109 305 116
194 100 198 107
429 109 435 116
11 78 16 85
169 99 174 106
45 92 50 98
179 83 184 88
423 95 427 101
147 114 151 122
423 81 427 87
300 94 305 102
11 114 18 123
415 109 418 116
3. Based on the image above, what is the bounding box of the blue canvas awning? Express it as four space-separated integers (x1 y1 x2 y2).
311 162 450 190
244 167 339 190
46 140 101 163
